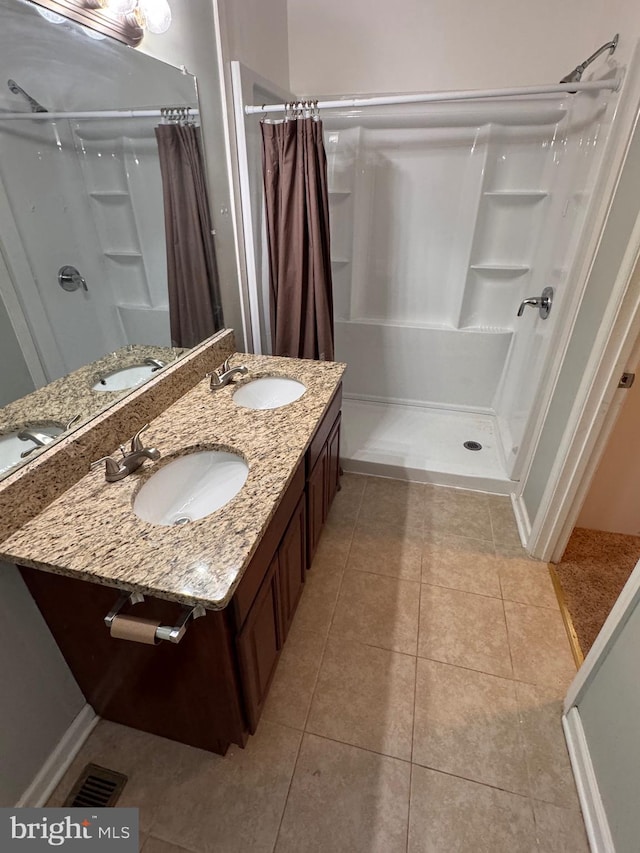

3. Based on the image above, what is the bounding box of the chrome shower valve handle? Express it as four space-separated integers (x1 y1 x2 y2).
517 287 554 320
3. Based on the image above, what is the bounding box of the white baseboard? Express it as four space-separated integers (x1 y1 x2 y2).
563 708 615 853
16 704 99 808
511 491 531 546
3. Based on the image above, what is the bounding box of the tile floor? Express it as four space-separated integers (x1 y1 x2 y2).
48 475 589 852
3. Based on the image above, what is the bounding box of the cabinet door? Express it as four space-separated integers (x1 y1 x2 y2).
278 496 307 641
326 413 341 512
236 555 281 733
307 448 327 566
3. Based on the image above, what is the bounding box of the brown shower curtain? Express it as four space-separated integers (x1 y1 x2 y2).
155 123 223 348
261 117 334 360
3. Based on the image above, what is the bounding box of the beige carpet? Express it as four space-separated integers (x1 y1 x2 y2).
555 527 640 655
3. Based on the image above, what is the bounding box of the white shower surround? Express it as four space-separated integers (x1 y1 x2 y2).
324 90 615 487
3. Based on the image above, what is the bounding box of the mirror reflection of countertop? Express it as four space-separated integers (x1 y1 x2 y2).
0 344 185 478
0 354 346 610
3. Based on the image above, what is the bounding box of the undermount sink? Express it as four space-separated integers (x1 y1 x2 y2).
233 377 306 410
0 424 64 475
133 450 249 526
92 364 160 392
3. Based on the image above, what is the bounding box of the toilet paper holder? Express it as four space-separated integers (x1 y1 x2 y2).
104 591 206 644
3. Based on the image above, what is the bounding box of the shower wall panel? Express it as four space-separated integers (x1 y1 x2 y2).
325 94 614 443
0 121 124 379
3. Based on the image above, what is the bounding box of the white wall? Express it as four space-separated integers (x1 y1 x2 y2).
218 0 289 91
0 563 85 806
576 582 640 850
287 0 640 96
577 345 640 535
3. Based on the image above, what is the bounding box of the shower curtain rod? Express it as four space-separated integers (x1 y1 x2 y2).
244 79 619 115
0 108 200 121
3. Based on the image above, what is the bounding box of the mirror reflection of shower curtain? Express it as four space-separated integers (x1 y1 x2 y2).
261 117 334 360
155 123 223 348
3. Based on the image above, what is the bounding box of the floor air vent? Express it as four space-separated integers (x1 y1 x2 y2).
63 763 128 808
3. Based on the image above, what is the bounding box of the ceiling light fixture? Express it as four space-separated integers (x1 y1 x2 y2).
84 0 172 39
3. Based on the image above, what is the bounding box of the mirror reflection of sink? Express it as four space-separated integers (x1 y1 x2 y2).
233 377 306 410
0 424 64 475
92 364 161 392
133 450 249 526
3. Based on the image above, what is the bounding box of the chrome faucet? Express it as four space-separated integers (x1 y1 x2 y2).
18 428 55 457
143 357 166 371
208 358 248 390
91 424 161 482
18 414 81 458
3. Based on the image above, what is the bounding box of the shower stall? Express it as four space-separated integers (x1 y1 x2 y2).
233 62 624 493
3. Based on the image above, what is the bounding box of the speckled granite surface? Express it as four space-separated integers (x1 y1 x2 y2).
0 345 185 481
0 354 345 610
0 331 235 543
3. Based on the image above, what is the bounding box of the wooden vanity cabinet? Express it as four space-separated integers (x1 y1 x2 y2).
236 554 281 733
306 385 342 565
18 385 342 755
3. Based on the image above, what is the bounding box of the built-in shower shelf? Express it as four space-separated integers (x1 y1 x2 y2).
459 323 514 333
483 191 548 200
89 191 129 199
470 264 530 276
329 189 351 196
104 250 143 259
331 258 351 266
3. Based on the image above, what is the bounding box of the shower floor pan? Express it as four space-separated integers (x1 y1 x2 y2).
340 399 514 495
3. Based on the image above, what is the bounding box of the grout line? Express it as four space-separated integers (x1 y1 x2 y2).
270 728 304 853
547 563 585 668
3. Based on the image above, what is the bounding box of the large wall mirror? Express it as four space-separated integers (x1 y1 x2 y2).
0 0 224 480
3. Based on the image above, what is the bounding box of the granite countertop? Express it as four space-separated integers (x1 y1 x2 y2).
0 353 345 610
0 344 185 479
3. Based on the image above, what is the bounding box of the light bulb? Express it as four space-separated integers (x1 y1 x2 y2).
137 0 172 34
34 8 66 23
81 25 107 39
104 0 137 12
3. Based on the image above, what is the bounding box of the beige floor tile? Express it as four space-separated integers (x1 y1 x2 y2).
313 513 355 569
533 801 590 852
330 472 367 522
275 733 411 853
150 720 301 853
489 496 523 547
422 534 500 597
46 720 185 833
408 765 537 853
262 622 326 730
418 584 513 678
516 682 581 809
293 562 342 635
347 521 423 580
505 601 577 690
143 837 192 853
307 637 416 760
497 546 559 609
413 658 529 795
331 569 420 654
358 476 427 532
425 490 493 541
